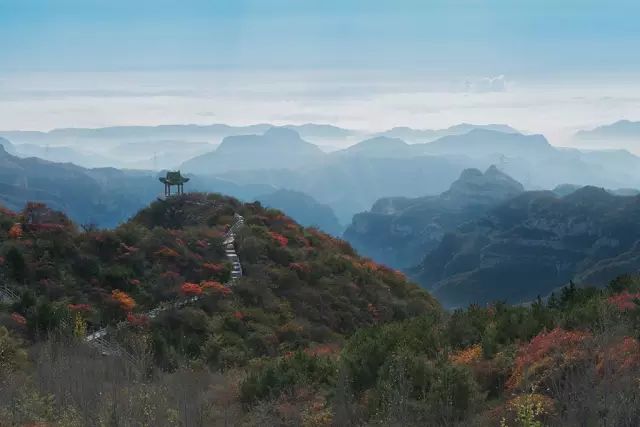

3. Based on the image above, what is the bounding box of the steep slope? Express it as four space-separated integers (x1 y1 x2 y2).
414 186 640 307
344 166 524 268
1 193 438 370
181 127 325 174
255 189 344 236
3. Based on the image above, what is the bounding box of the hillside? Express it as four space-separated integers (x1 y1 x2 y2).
0 193 437 362
3 198 640 425
344 166 524 269
414 186 640 307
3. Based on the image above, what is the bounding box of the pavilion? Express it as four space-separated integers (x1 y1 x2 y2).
159 171 189 196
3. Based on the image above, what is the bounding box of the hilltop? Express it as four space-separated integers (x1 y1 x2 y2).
0 193 437 365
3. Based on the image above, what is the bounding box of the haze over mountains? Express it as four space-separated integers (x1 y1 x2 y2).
416 186 640 307
345 166 524 269
3 119 640 308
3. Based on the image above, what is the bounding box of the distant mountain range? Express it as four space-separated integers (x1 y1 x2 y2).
574 120 640 152
344 166 524 269
575 120 640 141
413 185 640 307
181 127 326 174
376 123 520 143
0 141 346 233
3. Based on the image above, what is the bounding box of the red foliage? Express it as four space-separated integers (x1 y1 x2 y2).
8 223 23 239
233 311 245 320
597 336 640 375
68 303 92 313
269 232 289 247
111 289 136 311
203 262 225 272
126 312 150 328
201 280 232 296
180 282 204 296
607 291 640 311
10 312 26 325
0 206 17 217
507 327 591 390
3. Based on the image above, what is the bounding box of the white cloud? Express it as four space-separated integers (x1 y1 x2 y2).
465 75 508 93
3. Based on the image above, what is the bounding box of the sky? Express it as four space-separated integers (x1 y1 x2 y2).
1 0 640 145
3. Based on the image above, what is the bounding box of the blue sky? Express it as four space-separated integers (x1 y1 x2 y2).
1 1 640 138
1 0 639 75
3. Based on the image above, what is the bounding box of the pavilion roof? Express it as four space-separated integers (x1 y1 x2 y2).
159 171 190 185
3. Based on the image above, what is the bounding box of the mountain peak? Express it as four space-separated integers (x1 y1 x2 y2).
263 126 303 141
443 165 524 203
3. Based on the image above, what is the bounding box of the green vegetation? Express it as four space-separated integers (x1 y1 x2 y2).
1 195 640 425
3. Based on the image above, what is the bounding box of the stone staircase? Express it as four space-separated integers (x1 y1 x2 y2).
0 285 18 304
84 213 245 360
224 214 245 282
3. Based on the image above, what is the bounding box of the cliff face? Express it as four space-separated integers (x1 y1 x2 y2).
344 166 524 269
414 186 640 307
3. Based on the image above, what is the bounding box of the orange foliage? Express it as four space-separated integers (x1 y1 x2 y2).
269 231 289 247
155 246 180 258
180 282 203 296
367 303 380 321
8 223 22 239
450 344 483 366
507 327 591 390
11 312 26 325
203 262 225 272
111 289 136 311
360 260 380 271
304 343 340 357
201 280 232 296
607 291 640 311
